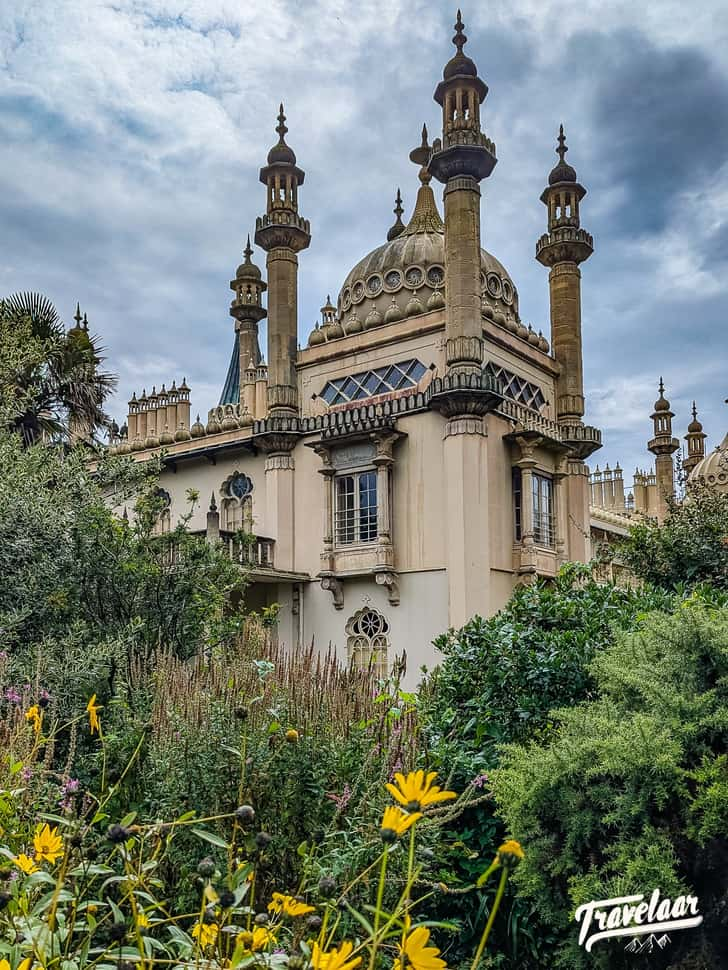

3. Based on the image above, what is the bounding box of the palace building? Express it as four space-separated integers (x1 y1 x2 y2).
102 12 646 680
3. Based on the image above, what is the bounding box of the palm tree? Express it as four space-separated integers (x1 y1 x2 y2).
0 291 117 447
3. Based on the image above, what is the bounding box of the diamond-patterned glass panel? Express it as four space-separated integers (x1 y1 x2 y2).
485 362 546 410
321 359 427 405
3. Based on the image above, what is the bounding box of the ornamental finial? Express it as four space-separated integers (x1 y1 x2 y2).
394 188 403 220
244 234 253 262
276 102 288 140
557 124 568 163
73 302 82 327
453 9 467 53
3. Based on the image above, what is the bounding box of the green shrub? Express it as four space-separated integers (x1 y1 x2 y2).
492 596 728 969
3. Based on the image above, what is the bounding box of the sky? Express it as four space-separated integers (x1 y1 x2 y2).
1 0 727 487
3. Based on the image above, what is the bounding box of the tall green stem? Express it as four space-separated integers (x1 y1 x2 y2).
368 848 388 970
470 868 508 970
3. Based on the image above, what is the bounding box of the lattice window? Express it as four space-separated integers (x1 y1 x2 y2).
321 359 427 405
485 362 546 411
346 608 390 678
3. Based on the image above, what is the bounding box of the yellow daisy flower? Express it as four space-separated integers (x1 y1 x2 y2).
395 926 447 970
33 823 63 864
0 958 10 970
380 805 422 842
267 892 315 917
14 853 39 875
137 912 150 928
18 960 33 970
236 926 276 952
496 839 524 869
25 705 42 734
86 694 102 735
191 921 219 949
385 771 456 812
311 940 362 970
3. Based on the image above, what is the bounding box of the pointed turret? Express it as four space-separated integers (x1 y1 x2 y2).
648 378 680 521
683 401 707 475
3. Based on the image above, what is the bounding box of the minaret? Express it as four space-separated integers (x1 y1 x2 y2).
428 10 497 377
683 402 707 475
536 125 593 426
254 104 310 418
230 235 266 382
648 378 679 521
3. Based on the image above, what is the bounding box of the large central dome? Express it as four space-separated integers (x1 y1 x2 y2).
336 183 521 330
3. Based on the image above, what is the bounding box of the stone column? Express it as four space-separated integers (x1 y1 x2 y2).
374 436 395 569
515 438 537 582
553 458 568 565
442 176 483 376
548 262 585 421
265 247 299 416
206 494 220 544
443 414 490 627
565 458 591 562
317 452 335 574
265 448 295 572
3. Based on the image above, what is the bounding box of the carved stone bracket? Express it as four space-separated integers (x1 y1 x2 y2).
374 568 400 607
320 574 344 610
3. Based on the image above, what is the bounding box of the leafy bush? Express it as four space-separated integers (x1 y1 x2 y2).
492 597 728 969
620 484 728 591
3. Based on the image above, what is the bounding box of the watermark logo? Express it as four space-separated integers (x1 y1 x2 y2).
575 888 702 952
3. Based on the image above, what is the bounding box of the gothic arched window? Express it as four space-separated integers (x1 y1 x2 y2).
152 488 171 535
220 472 253 533
346 609 390 678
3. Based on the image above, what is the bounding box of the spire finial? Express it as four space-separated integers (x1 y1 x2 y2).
387 187 406 241
276 102 288 141
556 124 568 163
210 492 217 512
409 124 433 184
82 312 89 332
453 9 467 53
73 302 82 327
244 234 253 262
692 400 698 420
394 188 404 220
659 376 665 395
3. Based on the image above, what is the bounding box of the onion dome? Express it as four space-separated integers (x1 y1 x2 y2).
406 293 424 316
516 320 529 339
537 331 550 352
266 103 297 166
688 401 703 434
482 303 494 320
387 189 406 241
174 423 192 442
235 236 262 281
654 377 670 412
364 304 384 329
384 299 403 324
159 425 174 445
548 125 577 185
527 324 540 346
179 376 190 394
117 439 131 455
344 310 363 335
328 318 344 338
689 432 728 490
206 415 221 435
443 10 478 81
221 407 238 431
308 322 326 346
191 414 205 437
67 303 93 351
427 288 445 311
504 316 519 334
144 432 160 449
494 309 506 327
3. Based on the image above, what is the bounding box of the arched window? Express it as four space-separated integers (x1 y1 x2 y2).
220 472 253 532
346 609 390 678
152 488 171 535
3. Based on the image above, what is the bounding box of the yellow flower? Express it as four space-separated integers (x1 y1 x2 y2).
86 694 102 735
380 805 422 841
191 921 219 949
236 927 276 952
14 853 39 874
496 839 524 869
33 823 63 864
267 892 315 917
0 958 10 970
385 771 456 812
395 926 447 970
137 911 150 928
18 961 33 970
311 940 362 970
285 728 300 743
25 705 42 734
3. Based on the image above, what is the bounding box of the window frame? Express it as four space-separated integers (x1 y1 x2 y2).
334 468 378 547
532 472 555 548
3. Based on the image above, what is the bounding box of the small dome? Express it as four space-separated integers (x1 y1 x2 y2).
427 288 445 311
191 415 205 438
206 416 221 435
236 237 262 280
344 310 363 335
406 294 424 316
364 304 384 329
527 325 540 347
159 426 174 445
548 126 577 185
175 424 192 442
308 323 326 347
384 299 403 324
443 12 477 79
654 379 670 412
538 331 550 353
267 104 296 166
689 433 728 490
688 404 703 434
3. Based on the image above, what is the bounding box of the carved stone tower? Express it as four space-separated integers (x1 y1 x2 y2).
255 104 311 418
428 10 496 377
229 236 266 388
683 402 707 476
536 125 593 426
648 378 680 521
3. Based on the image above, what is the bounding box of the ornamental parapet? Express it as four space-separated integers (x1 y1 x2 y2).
254 211 311 252
536 227 594 266
560 422 602 459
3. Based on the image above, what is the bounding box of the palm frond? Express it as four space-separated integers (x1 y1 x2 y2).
4 291 63 340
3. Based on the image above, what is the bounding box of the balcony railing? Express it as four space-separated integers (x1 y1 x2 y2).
217 531 275 569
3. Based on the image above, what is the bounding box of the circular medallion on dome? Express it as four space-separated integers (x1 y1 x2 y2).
502 280 513 305
352 280 365 303
427 265 445 287
366 274 383 296
342 287 351 310
486 273 502 299
383 269 402 292
405 266 424 288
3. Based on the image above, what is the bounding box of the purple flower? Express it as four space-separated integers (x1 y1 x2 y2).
39 688 51 701
472 773 489 790
63 778 80 793
4 688 21 704
20 766 33 782
326 783 352 812
0 650 8 661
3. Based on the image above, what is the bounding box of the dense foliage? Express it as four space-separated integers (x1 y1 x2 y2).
493 598 728 969
620 484 728 591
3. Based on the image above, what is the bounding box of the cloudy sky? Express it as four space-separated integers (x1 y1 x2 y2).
1 0 727 484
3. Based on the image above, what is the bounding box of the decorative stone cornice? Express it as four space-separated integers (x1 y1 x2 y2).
443 415 485 438
264 453 294 471
536 228 593 267
254 214 311 254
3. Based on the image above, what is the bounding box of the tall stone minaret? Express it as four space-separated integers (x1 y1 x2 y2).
648 378 679 521
255 104 310 418
536 125 593 425
428 9 497 377
683 402 707 476
229 235 266 381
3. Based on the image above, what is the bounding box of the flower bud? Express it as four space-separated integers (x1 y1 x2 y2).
306 914 322 932
317 874 337 898
285 728 299 743
235 804 256 824
255 831 272 850
106 824 130 844
254 912 270 926
219 890 235 909
197 857 216 878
